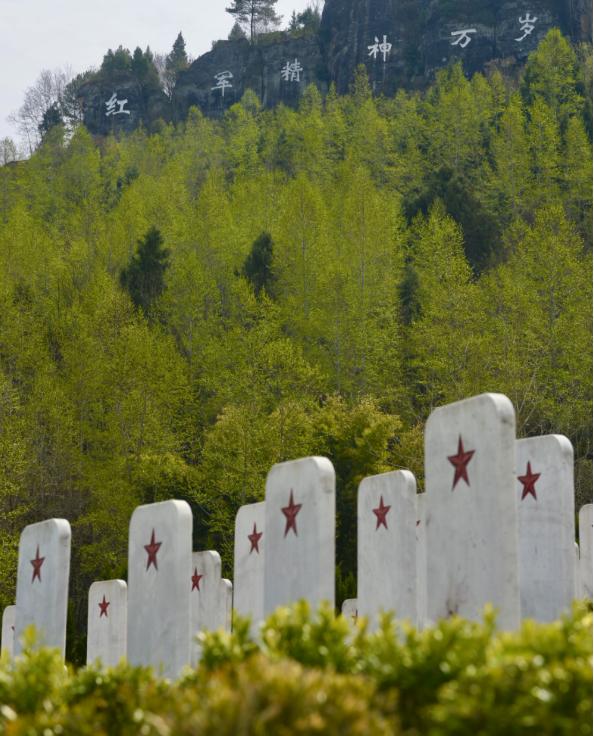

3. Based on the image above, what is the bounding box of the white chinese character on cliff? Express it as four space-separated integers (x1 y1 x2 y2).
515 13 538 42
105 93 130 116
212 71 233 98
450 28 477 48
281 59 304 82
368 35 392 62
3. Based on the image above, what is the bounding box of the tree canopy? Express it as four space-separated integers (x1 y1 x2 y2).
0 30 591 662
226 0 282 41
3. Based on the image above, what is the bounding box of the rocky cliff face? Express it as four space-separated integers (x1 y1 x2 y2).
319 0 585 95
78 0 591 135
78 72 170 137
173 34 326 120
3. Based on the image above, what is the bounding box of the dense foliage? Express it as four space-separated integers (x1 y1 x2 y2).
0 30 591 660
0 602 591 734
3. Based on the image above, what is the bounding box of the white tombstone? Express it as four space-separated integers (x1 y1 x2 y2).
86 580 127 667
341 598 358 625
516 435 576 622
190 550 232 665
220 578 233 630
1 605 16 657
415 493 427 629
425 393 520 629
14 518 71 657
357 470 417 628
263 457 335 615
578 504 593 599
234 502 265 633
127 500 192 678
574 543 581 599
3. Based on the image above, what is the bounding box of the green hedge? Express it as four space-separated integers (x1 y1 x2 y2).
0 602 591 735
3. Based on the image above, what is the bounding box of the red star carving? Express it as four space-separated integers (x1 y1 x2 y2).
248 522 263 554
372 496 391 530
191 567 203 591
282 489 302 538
518 461 540 501
448 435 475 489
144 529 162 570
30 545 45 583
98 595 110 618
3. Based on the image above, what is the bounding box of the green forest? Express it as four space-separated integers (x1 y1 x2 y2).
0 30 591 661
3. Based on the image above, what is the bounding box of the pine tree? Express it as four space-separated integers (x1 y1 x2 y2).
522 28 584 125
225 0 281 42
562 116 592 239
288 11 299 32
228 21 247 41
130 47 161 92
296 5 321 34
38 103 62 139
399 259 420 326
101 46 132 75
120 226 170 316
164 33 189 96
242 231 276 297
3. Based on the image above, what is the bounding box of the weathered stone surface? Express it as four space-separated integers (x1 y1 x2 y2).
517 435 575 621
173 34 326 120
425 393 520 629
574 542 581 598
127 500 192 678
415 492 427 629
78 73 170 136
320 0 586 95
1 605 16 657
78 2 590 134
264 456 335 615
190 550 232 665
234 502 266 635
566 0 593 42
358 470 417 627
578 504 593 599
86 580 127 667
14 519 71 657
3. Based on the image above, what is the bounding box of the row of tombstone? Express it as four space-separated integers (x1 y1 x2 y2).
1 393 592 678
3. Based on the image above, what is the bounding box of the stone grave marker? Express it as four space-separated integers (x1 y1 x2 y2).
234 502 265 633
264 457 335 615
341 598 358 626
415 493 427 629
358 470 417 627
14 518 71 657
86 580 127 667
517 435 575 621
574 543 581 599
425 393 520 629
579 504 593 599
128 500 192 678
1 605 16 657
190 550 232 665
220 578 233 630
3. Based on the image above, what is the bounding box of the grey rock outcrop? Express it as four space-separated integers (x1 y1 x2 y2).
319 0 583 95
78 1 591 135
173 34 326 120
78 72 170 137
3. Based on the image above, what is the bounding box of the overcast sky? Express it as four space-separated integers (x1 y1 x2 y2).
0 0 316 141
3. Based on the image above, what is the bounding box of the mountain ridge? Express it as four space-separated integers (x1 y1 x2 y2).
78 0 592 135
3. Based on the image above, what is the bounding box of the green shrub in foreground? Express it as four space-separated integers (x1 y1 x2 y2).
201 600 593 735
0 602 590 735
